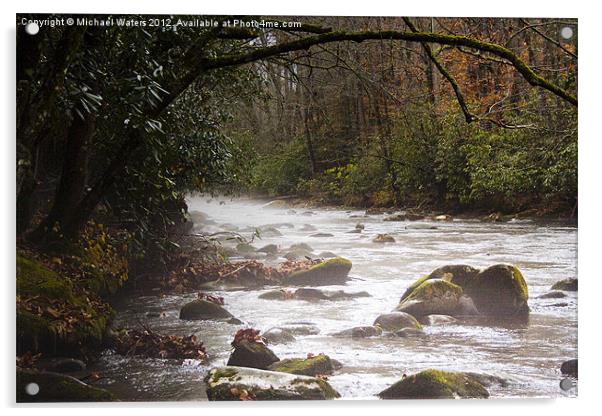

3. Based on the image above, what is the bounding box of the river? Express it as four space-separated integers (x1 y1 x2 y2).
91 196 578 400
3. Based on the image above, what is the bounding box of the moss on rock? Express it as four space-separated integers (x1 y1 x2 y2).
268 354 336 376
400 265 480 302
551 278 577 291
16 253 114 356
285 257 352 286
378 369 489 399
17 369 115 402
395 279 463 318
17 255 76 303
205 366 340 400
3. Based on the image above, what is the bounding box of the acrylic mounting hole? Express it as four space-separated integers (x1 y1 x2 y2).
25 382 39 396
25 22 40 36
560 27 573 40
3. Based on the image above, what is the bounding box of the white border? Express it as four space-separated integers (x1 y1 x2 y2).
1 1 598 415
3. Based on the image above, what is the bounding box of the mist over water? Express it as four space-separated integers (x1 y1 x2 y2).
93 196 577 400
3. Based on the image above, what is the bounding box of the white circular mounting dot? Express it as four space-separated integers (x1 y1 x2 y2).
25 22 39 36
25 382 40 396
560 27 573 40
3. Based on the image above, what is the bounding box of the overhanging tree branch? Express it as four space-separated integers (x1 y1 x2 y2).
197 28 577 107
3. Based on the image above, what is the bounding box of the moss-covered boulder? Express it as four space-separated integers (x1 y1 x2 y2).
466 265 529 317
332 325 383 338
284 257 352 286
551 278 578 291
179 299 234 321
378 369 489 399
268 354 336 376
17 255 77 302
400 265 480 302
16 254 113 356
17 369 115 402
205 366 340 400
263 328 296 344
373 312 422 332
395 279 463 318
227 340 280 370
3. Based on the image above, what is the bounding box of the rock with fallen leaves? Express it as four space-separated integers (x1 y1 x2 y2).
112 326 208 361
227 329 280 369
172 258 322 290
268 353 338 376
205 366 340 400
283 257 352 286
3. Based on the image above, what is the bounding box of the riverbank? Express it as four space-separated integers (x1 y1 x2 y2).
228 193 577 225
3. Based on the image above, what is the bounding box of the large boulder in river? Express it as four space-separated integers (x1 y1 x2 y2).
17 369 115 402
373 312 422 332
378 369 489 399
205 366 340 400
268 354 337 376
465 265 529 317
400 265 480 302
284 257 352 286
227 340 280 370
551 278 577 291
395 279 463 318
179 299 234 320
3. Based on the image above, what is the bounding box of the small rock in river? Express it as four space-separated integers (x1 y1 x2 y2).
373 234 395 243
538 291 567 299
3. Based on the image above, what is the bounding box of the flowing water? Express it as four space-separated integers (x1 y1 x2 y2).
92 196 578 400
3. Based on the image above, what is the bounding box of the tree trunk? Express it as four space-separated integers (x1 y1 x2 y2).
29 108 95 242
